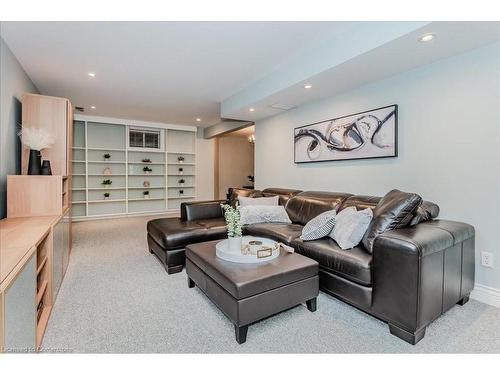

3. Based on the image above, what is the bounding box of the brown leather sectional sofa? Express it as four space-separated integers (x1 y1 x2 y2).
146 187 475 344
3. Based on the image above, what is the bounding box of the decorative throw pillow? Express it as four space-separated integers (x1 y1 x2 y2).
300 209 337 241
362 189 422 253
238 195 279 207
239 205 292 225
330 207 373 250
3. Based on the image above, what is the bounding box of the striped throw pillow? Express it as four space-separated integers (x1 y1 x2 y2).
300 209 337 241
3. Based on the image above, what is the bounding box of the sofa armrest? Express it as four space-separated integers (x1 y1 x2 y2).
180 200 227 221
372 220 474 335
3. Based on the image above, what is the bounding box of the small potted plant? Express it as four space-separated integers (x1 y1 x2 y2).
103 192 110 200
143 191 150 199
221 204 242 253
178 178 185 187
102 179 112 188
179 189 184 196
177 156 185 164
104 153 111 161
143 166 153 175
142 158 152 163
178 167 183 175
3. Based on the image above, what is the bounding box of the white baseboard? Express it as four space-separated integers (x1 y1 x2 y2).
470 283 500 308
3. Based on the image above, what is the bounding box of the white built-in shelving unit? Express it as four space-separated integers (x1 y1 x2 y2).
71 116 197 221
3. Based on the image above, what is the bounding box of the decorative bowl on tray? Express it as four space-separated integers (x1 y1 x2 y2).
216 236 280 264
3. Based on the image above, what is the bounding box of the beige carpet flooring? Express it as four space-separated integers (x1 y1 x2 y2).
42 215 500 353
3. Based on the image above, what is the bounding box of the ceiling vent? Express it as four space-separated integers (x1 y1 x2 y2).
75 106 85 112
270 103 296 111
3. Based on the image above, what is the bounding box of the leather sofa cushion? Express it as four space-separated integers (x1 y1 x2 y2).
228 187 263 207
409 201 440 226
147 217 227 250
186 240 318 299
339 195 381 211
262 187 303 206
291 237 373 286
285 191 352 225
362 189 422 253
244 223 304 245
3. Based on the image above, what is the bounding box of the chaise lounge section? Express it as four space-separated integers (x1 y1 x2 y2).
146 187 475 344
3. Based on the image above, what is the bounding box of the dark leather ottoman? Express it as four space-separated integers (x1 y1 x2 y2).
185 240 319 344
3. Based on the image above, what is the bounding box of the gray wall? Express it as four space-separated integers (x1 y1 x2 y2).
255 43 500 291
0 35 39 218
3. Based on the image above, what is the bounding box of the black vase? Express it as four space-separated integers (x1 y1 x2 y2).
28 149 42 175
41 160 52 175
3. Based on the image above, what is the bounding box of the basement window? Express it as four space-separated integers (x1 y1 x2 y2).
128 128 162 150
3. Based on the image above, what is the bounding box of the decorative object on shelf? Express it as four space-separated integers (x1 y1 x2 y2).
178 167 183 175
177 156 185 164
18 126 55 175
104 192 110 200
178 179 185 187
102 179 112 188
143 181 150 187
142 158 152 163
143 191 150 199
221 203 243 253
294 104 398 163
103 167 112 175
143 166 153 175
179 189 184 195
103 153 111 161
40 160 52 175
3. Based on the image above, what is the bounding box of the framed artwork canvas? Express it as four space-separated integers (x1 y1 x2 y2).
294 105 398 163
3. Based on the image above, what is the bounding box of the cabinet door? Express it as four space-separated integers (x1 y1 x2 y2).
62 211 71 276
4 254 36 352
53 218 64 299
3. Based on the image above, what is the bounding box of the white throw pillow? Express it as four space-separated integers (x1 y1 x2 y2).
239 205 291 225
300 209 337 241
330 207 373 250
238 195 279 207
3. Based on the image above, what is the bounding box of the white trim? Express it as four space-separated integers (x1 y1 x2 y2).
74 114 197 132
71 209 179 222
471 283 500 308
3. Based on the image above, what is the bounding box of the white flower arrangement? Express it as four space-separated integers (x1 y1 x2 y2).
221 204 242 238
17 127 55 151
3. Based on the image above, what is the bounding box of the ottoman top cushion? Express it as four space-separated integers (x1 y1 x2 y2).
186 240 318 299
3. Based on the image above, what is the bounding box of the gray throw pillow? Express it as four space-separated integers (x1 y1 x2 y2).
238 205 292 225
362 189 422 253
300 209 337 241
330 207 373 250
238 195 279 207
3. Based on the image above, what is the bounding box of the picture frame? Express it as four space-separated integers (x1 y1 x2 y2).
294 104 398 163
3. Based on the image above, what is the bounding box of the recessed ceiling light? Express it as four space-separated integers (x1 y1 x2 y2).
249 108 255 112
90 105 96 109
418 33 436 43
88 72 96 77
304 84 312 89
196 118 201 122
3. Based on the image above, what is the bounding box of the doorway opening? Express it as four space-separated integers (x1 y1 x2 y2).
214 125 255 200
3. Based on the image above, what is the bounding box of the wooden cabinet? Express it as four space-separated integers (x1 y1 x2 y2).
52 218 64 299
62 210 71 276
21 93 73 177
2 252 37 352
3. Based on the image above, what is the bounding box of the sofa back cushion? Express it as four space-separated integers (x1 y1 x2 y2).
409 201 440 226
339 195 381 211
362 189 422 253
262 187 302 206
285 191 352 225
238 195 279 206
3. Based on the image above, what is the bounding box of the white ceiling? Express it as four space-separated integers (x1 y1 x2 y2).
0 21 351 126
2 21 499 128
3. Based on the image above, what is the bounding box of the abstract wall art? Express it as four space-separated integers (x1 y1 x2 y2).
294 105 398 163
